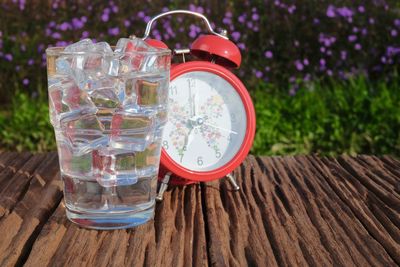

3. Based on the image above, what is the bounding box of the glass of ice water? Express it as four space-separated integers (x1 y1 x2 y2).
46 38 171 229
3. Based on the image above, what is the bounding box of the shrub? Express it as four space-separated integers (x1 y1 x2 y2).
0 92 55 152
0 1 400 102
252 75 400 156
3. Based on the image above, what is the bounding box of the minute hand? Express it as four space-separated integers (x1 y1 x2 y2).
203 122 238 135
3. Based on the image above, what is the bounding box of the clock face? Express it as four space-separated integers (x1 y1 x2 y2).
162 71 247 172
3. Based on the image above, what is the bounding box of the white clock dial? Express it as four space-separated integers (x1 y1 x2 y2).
162 71 247 171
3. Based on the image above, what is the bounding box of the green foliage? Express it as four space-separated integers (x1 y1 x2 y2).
1 76 399 156
251 76 400 156
0 92 55 152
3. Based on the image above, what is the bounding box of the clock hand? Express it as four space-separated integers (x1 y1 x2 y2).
193 92 197 117
203 122 238 135
180 127 194 162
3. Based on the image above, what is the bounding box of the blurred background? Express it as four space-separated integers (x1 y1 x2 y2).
0 0 399 156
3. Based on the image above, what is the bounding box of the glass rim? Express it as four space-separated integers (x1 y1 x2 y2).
45 46 171 57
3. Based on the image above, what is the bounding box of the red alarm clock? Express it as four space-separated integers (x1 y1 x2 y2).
142 10 256 200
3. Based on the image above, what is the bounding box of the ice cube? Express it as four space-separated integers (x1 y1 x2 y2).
121 77 137 107
56 136 94 179
61 82 97 113
110 110 156 151
135 140 162 175
93 148 139 187
134 74 169 108
55 56 72 75
136 79 160 106
89 88 120 109
113 37 157 74
114 37 154 53
63 113 108 155
48 79 97 127
94 41 113 54
64 38 94 52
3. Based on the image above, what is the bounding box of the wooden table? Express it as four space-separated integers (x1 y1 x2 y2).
0 152 399 266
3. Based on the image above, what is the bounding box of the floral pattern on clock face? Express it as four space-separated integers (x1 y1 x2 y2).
162 71 247 171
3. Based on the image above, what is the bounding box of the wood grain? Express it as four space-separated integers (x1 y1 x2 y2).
24 183 207 267
0 153 398 267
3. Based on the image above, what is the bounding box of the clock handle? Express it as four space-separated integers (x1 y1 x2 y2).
141 10 228 41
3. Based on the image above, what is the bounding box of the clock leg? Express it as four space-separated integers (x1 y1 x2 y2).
156 172 171 202
226 173 240 191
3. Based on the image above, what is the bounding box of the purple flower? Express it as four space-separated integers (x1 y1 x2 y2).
252 13 259 21
386 46 400 56
288 5 296 14
124 20 131 27
361 28 368 36
81 31 89 38
326 5 336 18
303 59 309 66
28 59 34 65
313 18 320 25
264 51 273 59
81 16 87 23
38 44 44 52
246 21 253 29
223 17 232 25
51 32 61 39
341 51 347 60
237 43 246 50
108 27 120 36
19 0 25 10
22 78 29 85
59 22 71 31
358 6 365 13
320 58 326 66
225 11 232 18
265 66 270 72
320 47 326 53
326 70 333 76
112 5 118 13
395 19 400 27
101 13 109 22
337 7 353 18
231 31 241 42
55 41 69 47
189 30 196 38
289 85 299 96
391 29 398 37
369 18 375 24
255 71 263 78
354 43 362 50
352 27 359 33
4 53 13 61
45 28 52 36
72 18 84 29
381 56 387 64
144 16 151 23
295 60 304 71
238 15 246 23
137 11 145 18
348 35 357 42
15 65 21 71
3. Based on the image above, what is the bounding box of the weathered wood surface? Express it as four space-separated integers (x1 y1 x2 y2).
0 152 398 267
